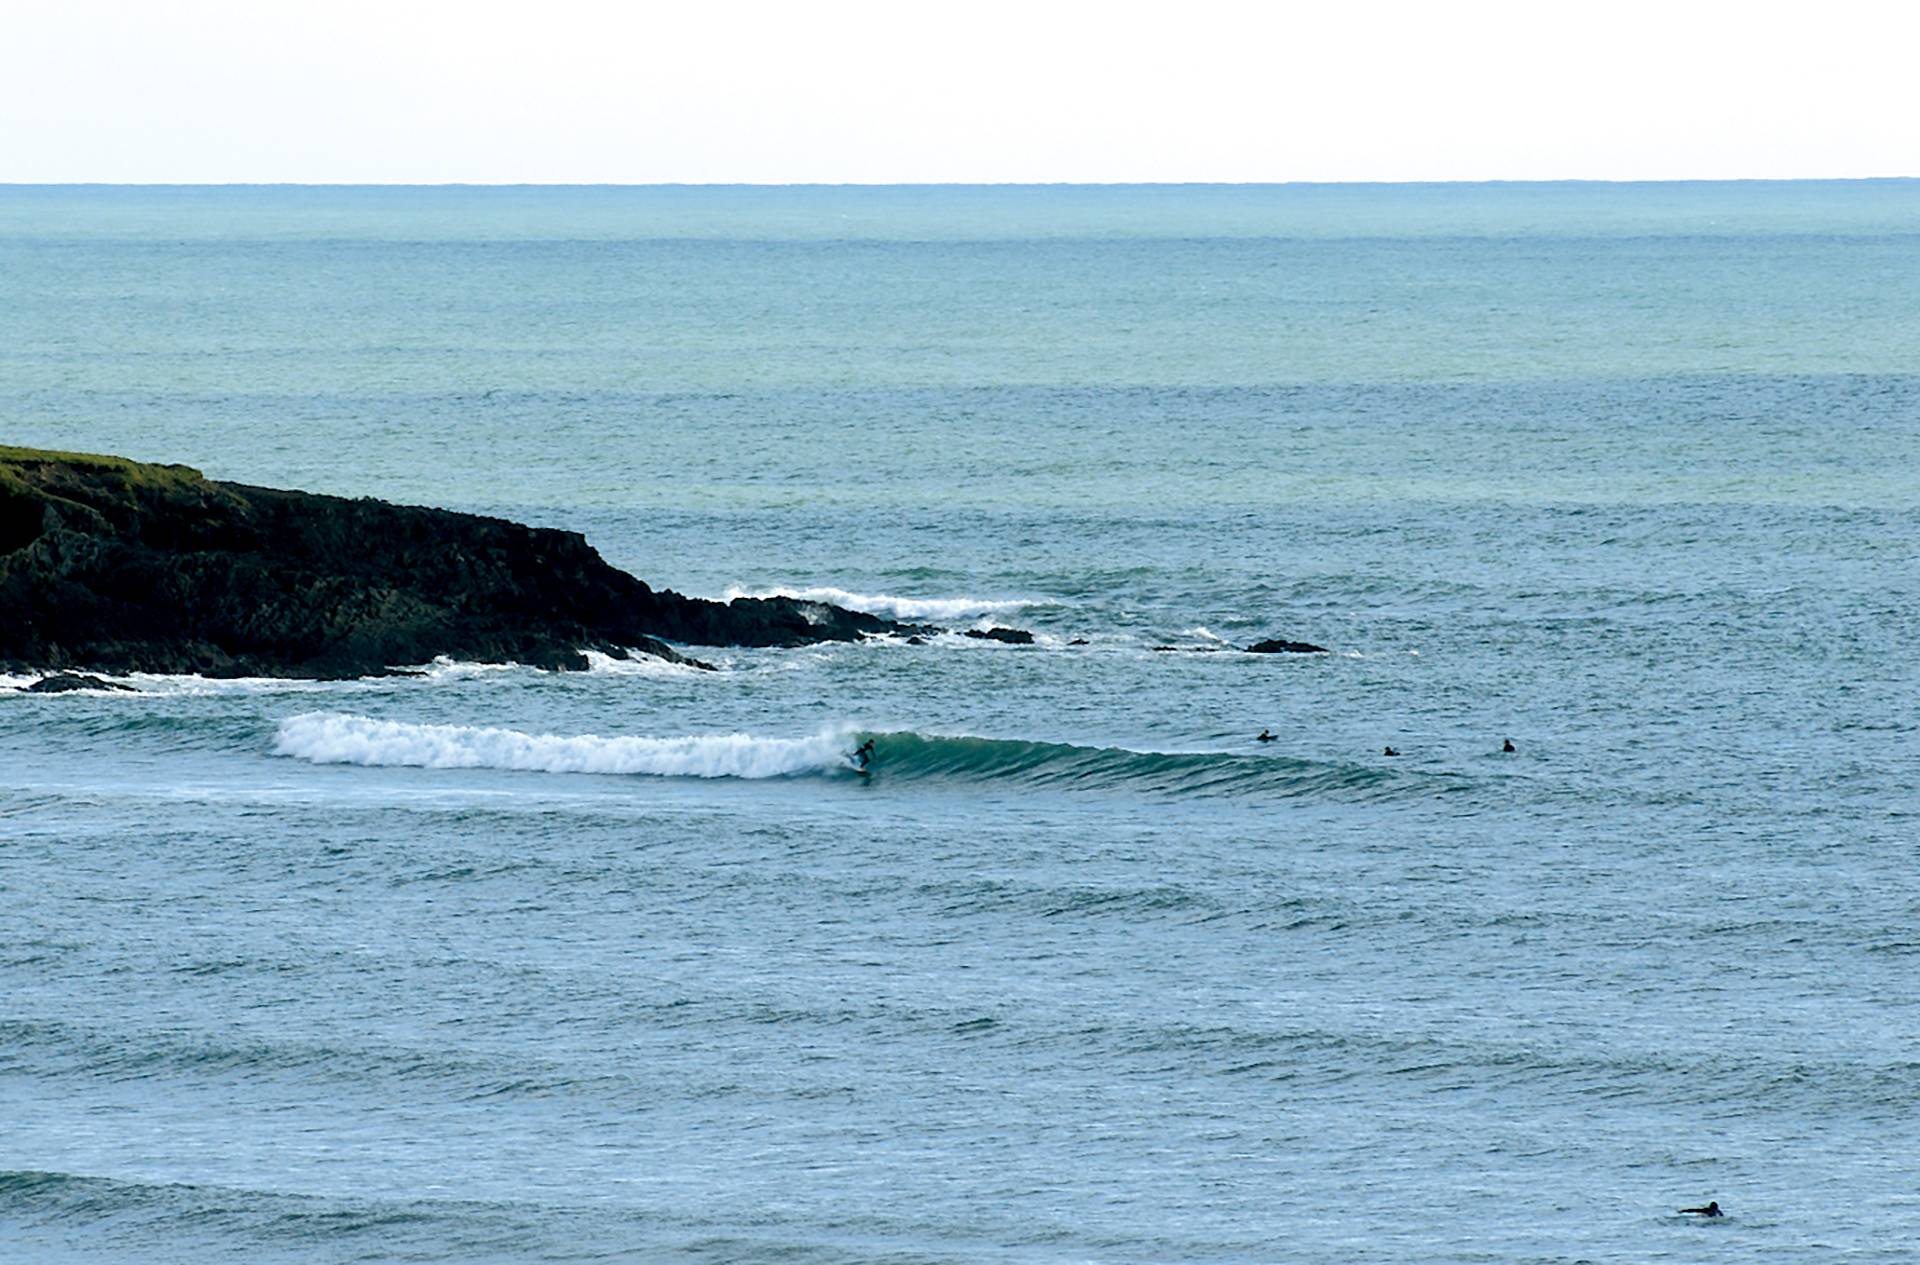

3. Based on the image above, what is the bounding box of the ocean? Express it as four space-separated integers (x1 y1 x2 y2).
2 182 1917 1263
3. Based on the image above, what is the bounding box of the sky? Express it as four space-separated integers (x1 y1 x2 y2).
2 0 1915 184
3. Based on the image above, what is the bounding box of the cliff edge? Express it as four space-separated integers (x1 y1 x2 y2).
0 447 904 678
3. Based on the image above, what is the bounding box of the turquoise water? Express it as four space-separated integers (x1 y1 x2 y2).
3 183 1919 1263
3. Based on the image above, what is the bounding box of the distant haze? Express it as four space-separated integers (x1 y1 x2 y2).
2 0 1915 183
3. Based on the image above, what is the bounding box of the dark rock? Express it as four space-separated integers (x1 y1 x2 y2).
905 635 927 646
963 627 1035 645
23 672 135 693
1151 644 1225 653
1246 638 1330 654
0 448 921 679
1068 638 1089 646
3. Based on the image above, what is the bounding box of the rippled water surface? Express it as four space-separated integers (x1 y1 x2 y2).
3 183 1919 1263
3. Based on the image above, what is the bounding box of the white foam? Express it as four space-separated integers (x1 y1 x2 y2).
722 585 1037 623
3 671 350 697
927 630 1015 649
579 649 712 677
5 654 667 696
112 659 527 694
415 656 524 682
1180 626 1231 644
274 712 857 779
124 673 341 696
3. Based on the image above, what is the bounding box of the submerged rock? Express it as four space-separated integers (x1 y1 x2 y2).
1246 638 1330 654
23 672 135 694
963 627 1036 645
0 446 918 679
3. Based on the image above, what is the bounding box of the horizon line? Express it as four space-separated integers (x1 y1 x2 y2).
3 176 1918 190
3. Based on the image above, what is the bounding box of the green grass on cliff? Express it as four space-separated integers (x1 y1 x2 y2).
0 446 206 494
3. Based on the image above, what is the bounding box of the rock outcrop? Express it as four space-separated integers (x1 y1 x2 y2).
22 672 136 694
963 626 1036 645
0 447 915 679
1149 637 1329 654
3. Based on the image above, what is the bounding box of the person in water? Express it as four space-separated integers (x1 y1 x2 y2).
1257 729 1276 742
853 739 876 769
1383 746 1400 757
1502 738 1516 753
1679 1201 1722 1217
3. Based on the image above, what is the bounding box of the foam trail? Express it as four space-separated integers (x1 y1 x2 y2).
722 585 1038 622
274 713 853 779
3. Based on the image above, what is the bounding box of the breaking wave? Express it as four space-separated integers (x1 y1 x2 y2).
274 713 854 779
721 585 1039 622
578 649 712 677
273 713 1450 801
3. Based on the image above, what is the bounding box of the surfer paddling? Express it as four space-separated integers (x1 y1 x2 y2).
1678 1201 1723 1218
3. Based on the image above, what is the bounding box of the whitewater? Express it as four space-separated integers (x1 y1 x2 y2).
4 182 1919 1265
274 713 860 779
718 585 1041 623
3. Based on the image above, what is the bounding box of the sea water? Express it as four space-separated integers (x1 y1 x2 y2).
2 183 1918 1263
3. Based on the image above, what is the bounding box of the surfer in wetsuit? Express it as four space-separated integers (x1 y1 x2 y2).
854 739 875 770
1502 738 1516 753
1383 746 1400 757
1257 729 1276 742
1679 1201 1722 1217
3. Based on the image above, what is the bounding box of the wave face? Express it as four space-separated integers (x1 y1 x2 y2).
863 730 1422 800
273 713 854 779
721 585 1036 623
272 713 1431 801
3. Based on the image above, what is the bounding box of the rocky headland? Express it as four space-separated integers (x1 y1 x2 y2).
0 447 917 679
